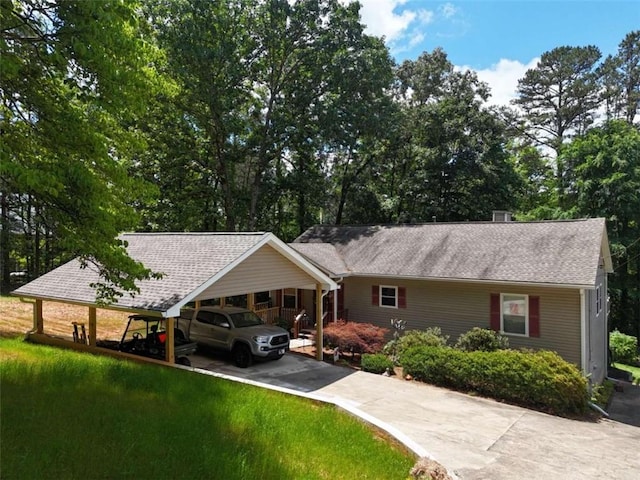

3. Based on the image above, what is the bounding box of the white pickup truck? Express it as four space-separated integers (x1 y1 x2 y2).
177 306 290 368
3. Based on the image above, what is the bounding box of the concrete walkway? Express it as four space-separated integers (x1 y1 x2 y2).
189 352 640 480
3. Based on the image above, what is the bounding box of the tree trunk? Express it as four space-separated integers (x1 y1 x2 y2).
0 191 11 295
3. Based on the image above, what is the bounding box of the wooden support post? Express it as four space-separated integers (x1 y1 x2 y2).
195 300 201 309
165 317 175 364
248 292 255 311
88 307 97 346
34 299 43 334
220 297 226 307
316 284 323 361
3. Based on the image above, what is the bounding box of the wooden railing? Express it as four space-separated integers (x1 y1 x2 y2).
253 306 349 327
254 306 280 325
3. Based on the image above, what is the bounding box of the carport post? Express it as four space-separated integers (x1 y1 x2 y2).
316 284 323 361
34 299 43 334
88 307 97 346
248 292 255 311
165 317 175 364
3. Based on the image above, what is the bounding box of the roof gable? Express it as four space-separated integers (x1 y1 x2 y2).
293 219 610 288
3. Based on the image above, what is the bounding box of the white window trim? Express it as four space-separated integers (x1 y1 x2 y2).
595 284 602 316
500 293 529 337
379 285 398 309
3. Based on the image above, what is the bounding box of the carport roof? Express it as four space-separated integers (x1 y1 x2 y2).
12 232 337 317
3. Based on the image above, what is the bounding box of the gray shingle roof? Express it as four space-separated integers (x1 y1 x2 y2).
292 219 610 287
289 243 349 276
12 233 266 313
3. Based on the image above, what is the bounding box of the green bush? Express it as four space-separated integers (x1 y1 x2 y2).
399 346 588 416
361 353 394 374
610 330 638 364
386 328 448 354
455 327 509 352
274 317 291 332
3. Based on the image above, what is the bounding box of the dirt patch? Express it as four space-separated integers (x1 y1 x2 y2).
0 296 131 341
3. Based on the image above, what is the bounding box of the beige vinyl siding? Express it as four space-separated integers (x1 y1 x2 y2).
344 277 583 367
196 245 317 300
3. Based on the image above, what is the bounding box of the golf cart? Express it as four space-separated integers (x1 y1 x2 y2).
98 315 197 366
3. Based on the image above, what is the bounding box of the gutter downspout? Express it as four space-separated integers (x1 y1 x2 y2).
333 277 344 322
316 284 323 361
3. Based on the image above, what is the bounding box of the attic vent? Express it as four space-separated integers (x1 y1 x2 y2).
492 211 512 222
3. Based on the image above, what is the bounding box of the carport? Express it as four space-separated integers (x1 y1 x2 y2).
12 232 338 363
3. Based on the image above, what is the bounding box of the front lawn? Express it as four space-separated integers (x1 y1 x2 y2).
0 338 414 479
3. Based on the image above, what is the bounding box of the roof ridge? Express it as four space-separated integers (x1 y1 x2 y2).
120 232 267 236
309 218 601 228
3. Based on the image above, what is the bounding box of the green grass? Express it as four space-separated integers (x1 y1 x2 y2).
0 338 414 479
614 362 640 385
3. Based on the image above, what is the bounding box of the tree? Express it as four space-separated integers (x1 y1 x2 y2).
508 143 556 219
380 49 521 223
143 0 395 237
562 120 640 337
514 46 601 208
599 31 640 124
0 0 163 300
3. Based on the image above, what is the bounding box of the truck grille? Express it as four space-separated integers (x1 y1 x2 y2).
270 335 288 346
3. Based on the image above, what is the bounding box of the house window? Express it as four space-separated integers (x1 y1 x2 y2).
283 288 297 309
596 284 602 316
380 286 398 308
501 293 528 336
372 285 406 309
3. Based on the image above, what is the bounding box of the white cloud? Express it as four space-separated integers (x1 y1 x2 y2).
356 0 416 42
409 32 425 48
458 57 539 107
415 9 434 25
440 2 457 19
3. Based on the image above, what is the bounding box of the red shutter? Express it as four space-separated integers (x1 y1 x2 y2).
490 293 501 331
529 296 540 337
372 285 379 305
398 287 407 308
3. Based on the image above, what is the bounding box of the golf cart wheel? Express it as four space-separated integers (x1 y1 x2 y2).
233 344 253 368
176 357 191 367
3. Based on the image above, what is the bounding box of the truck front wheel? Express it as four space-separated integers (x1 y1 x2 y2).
233 344 253 368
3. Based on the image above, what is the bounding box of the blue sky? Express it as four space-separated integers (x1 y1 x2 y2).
354 0 639 105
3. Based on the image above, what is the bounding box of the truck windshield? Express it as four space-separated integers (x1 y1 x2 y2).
230 312 264 328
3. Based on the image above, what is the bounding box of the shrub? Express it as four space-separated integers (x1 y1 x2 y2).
399 346 589 416
609 330 638 364
387 328 448 354
361 353 394 374
323 321 389 355
455 327 509 352
274 317 291 332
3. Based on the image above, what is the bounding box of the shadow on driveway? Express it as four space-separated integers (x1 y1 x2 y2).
189 350 355 392
607 383 640 427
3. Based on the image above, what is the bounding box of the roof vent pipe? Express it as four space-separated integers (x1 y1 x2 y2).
492 211 512 222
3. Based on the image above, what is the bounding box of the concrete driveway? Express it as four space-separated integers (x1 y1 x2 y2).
190 351 640 480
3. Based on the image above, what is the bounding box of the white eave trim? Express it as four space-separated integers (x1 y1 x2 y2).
330 273 596 290
600 225 613 273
